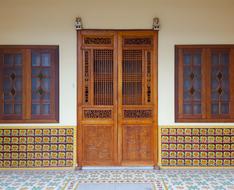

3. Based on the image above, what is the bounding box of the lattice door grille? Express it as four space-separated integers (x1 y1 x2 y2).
122 50 143 105
93 49 114 105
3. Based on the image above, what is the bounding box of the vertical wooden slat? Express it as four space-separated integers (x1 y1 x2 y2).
152 31 158 167
202 48 209 119
23 49 31 120
77 31 83 166
117 32 123 164
113 32 118 165
178 48 184 118
142 50 146 104
50 49 56 115
90 49 94 105
54 48 59 121
229 48 234 118
0 53 3 119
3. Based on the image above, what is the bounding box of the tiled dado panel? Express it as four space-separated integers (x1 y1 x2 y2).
159 127 234 167
0 127 75 168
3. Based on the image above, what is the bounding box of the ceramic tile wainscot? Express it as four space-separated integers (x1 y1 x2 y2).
0 126 76 169
159 126 234 167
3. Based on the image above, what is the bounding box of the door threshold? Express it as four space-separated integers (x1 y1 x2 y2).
81 166 154 170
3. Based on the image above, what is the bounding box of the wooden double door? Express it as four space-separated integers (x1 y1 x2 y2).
77 30 158 166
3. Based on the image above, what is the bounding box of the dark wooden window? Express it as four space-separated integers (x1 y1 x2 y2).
0 46 59 123
175 45 234 122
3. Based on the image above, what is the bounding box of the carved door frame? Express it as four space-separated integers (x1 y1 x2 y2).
77 30 158 167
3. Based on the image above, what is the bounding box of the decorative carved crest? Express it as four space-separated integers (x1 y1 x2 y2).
75 17 83 30
152 17 160 31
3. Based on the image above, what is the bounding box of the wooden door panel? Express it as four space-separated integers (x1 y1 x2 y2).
83 125 114 162
77 30 158 167
118 31 157 166
122 125 153 161
77 31 117 166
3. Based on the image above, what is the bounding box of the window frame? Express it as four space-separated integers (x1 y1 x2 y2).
175 45 234 122
0 45 59 123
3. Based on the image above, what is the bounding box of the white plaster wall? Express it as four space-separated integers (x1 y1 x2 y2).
0 0 234 126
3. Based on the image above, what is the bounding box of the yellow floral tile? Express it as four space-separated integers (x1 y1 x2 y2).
12 129 19 136
208 152 215 158
223 136 230 143
27 129 34 136
35 145 42 151
208 159 215 166
51 145 58 151
215 129 223 135
169 152 176 158
66 136 73 143
177 144 184 150
185 152 192 158
185 136 192 143
216 159 223 166
66 144 73 151
161 151 169 158
184 129 191 135
161 159 169 165
200 159 207 166
208 129 215 135
43 137 50 143
185 144 192 150
66 152 73 159
169 128 176 135
161 128 169 135
51 152 58 159
59 129 66 135
169 159 176 165
4 145 11 152
19 137 27 144
51 137 58 143
185 159 192 165
59 137 66 143
177 136 184 143
4 130 11 136
43 129 50 135
19 130 27 136
200 144 207 150
200 136 207 143
177 151 184 158
58 152 66 159
177 129 184 135
66 129 73 135
51 129 58 135
161 144 169 150
200 129 207 135
4 153 11 159
223 129 230 135
19 145 27 151
177 159 184 165
12 137 19 144
169 136 176 143
200 152 207 158
58 144 65 151
35 129 43 136
216 136 223 143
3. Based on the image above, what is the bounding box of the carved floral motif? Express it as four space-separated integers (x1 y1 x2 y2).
84 110 112 119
